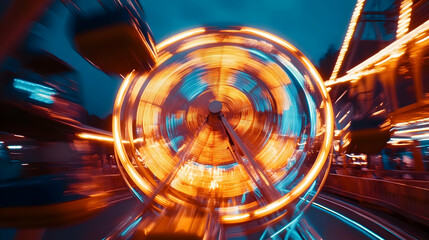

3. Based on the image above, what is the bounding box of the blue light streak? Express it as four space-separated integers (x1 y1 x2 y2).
130 186 145 203
260 228 268 240
179 75 207 101
248 48 272 62
275 168 297 193
232 72 257 93
166 114 185 151
241 192 247 204
120 216 142 237
311 202 384 240
295 181 316 209
279 84 301 137
279 60 317 137
251 87 271 112
279 110 289 136
269 212 303 239
13 78 56 104
170 136 184 152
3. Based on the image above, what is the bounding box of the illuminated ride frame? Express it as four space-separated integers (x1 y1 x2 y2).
112 27 334 239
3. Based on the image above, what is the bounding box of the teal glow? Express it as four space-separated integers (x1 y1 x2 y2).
13 79 56 104
166 114 185 151
260 228 268 240
295 181 316 209
232 72 257 93
251 87 271 112
279 58 317 137
241 191 248 204
130 186 144 203
248 48 272 62
179 74 207 101
217 162 238 170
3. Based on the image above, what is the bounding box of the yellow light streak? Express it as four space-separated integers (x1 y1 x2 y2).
221 213 250 223
395 117 429 127
329 0 366 81
396 0 413 39
395 126 429 135
326 19 429 86
371 109 385 116
156 52 173 66
338 111 350 123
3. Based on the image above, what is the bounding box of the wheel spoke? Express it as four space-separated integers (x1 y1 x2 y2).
140 121 207 212
219 114 281 202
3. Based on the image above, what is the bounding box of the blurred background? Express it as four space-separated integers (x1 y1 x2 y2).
0 0 428 239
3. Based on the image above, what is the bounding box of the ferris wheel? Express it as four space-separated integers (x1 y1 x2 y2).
112 26 334 239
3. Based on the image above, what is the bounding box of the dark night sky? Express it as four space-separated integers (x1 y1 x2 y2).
35 0 356 118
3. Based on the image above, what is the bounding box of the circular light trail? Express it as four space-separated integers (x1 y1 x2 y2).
112 26 334 228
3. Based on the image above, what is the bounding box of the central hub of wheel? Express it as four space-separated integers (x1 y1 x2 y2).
209 100 223 114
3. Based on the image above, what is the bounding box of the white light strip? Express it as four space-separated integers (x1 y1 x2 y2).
394 117 429 127
395 126 429 135
411 133 429 140
7 145 22 150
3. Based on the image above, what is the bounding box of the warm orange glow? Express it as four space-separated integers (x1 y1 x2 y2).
329 0 366 81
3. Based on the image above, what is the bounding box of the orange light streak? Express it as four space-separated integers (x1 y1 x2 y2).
240 27 299 53
156 28 205 52
77 133 113 142
371 109 385 116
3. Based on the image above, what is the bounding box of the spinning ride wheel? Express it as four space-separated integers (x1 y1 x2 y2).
112 27 334 239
